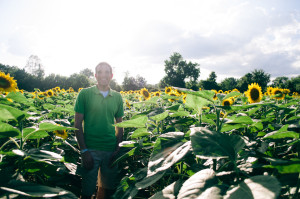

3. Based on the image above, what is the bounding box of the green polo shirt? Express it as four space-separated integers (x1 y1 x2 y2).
74 85 124 151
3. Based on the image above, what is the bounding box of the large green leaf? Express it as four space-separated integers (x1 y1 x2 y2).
131 128 151 139
178 89 215 102
37 121 77 132
225 115 253 124
150 111 169 122
224 175 281 199
185 94 210 114
0 180 77 198
263 124 299 139
177 169 218 199
115 116 148 128
6 92 29 105
148 141 191 176
21 127 49 139
0 122 21 138
170 111 190 118
149 180 183 199
0 104 26 121
13 149 63 162
135 132 186 189
190 127 245 160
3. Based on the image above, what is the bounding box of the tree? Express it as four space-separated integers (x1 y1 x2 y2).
24 55 45 79
286 75 300 93
110 79 122 91
251 69 270 91
122 72 147 91
272 76 289 88
80 68 94 79
161 52 200 88
200 71 220 90
237 73 253 92
220 77 238 91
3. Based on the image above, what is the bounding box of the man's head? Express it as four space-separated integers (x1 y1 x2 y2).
95 62 113 89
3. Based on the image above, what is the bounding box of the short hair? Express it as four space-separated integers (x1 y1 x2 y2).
95 62 112 74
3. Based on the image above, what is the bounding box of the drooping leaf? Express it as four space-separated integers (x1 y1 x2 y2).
19 127 49 139
185 94 210 114
170 111 190 118
0 104 26 121
148 141 191 176
115 116 148 128
150 111 169 122
131 128 151 139
13 149 63 162
6 92 29 105
0 180 77 198
149 180 183 199
224 175 281 199
177 169 217 199
37 122 77 132
190 127 245 160
0 122 21 138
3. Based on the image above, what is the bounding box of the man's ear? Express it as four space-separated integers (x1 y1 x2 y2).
111 73 114 79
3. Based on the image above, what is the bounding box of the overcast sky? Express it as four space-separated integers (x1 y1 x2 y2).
0 0 299 84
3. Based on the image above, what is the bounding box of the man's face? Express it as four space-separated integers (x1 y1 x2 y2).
95 64 113 87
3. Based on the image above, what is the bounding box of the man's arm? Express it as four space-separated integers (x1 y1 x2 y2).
75 112 93 170
74 112 87 150
115 117 124 152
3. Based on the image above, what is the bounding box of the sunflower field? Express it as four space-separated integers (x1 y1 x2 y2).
0 71 300 198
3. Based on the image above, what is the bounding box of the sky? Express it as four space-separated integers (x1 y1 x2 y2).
0 0 299 85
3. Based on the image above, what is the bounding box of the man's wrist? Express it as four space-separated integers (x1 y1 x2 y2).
80 148 89 154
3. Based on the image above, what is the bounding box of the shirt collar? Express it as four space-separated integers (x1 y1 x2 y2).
92 85 112 96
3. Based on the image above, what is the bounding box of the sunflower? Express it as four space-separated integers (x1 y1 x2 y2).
283 89 290 95
154 91 161 97
140 88 151 100
182 94 187 103
54 129 68 139
232 88 239 92
165 87 172 95
211 89 218 100
218 90 223 93
271 87 285 100
168 91 179 102
125 99 131 109
222 98 233 106
37 92 46 100
6 98 13 103
46 89 54 97
0 72 18 93
78 88 83 92
245 83 263 104
266 87 273 96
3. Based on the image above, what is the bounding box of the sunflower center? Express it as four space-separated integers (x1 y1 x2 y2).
224 101 230 106
143 91 150 98
250 88 259 100
57 130 64 135
0 77 11 88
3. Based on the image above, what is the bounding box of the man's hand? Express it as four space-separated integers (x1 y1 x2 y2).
81 151 94 170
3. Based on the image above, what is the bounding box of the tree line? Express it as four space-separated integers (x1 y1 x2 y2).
1 52 299 93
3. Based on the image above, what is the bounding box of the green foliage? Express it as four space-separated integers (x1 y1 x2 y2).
160 52 200 88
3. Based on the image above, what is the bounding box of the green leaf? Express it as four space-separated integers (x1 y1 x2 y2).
177 169 218 199
6 92 29 105
185 94 210 115
115 116 148 128
263 131 299 139
190 127 245 160
179 89 215 102
221 123 246 132
38 122 77 132
131 128 151 139
13 149 63 162
264 163 300 174
148 141 191 177
150 111 169 122
226 115 253 124
170 111 190 117
149 180 183 199
0 180 77 198
0 122 21 138
21 127 49 139
224 175 281 199
223 91 242 100
0 104 26 121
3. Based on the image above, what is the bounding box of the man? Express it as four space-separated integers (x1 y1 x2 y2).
74 62 124 199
